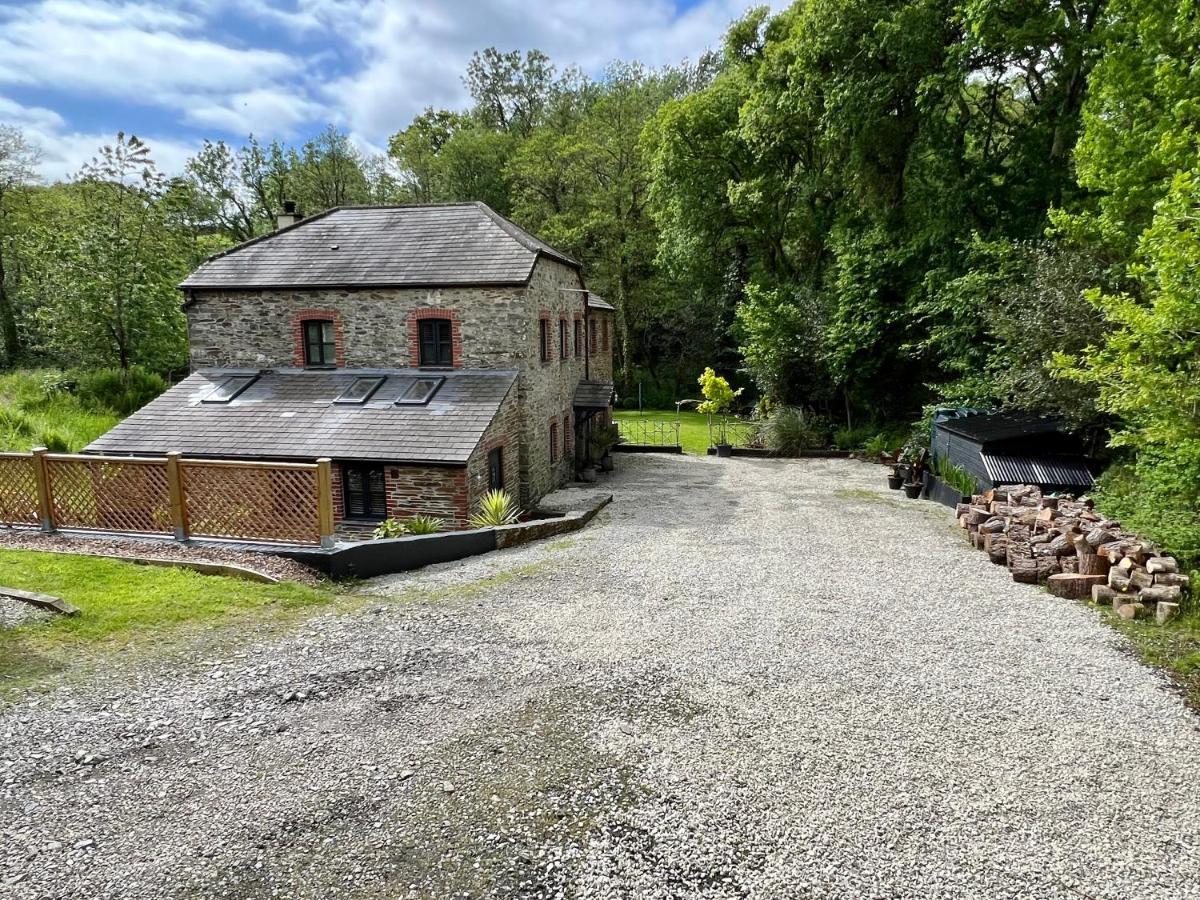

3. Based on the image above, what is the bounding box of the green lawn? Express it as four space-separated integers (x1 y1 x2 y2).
1104 602 1200 710
0 370 120 451
614 409 713 455
0 549 335 688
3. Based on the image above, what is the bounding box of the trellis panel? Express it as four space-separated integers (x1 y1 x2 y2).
0 453 39 526
182 461 321 545
45 456 172 534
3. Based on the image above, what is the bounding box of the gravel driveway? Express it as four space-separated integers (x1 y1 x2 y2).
3 454 1199 899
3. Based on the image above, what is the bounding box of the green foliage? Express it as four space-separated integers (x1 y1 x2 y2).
862 426 910 459
73 366 168 415
696 367 739 415
468 489 521 528
833 424 876 452
405 514 446 535
0 369 120 451
760 407 827 455
372 518 410 539
1094 452 1200 570
935 457 978 498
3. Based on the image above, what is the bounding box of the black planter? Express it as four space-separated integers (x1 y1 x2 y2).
600 452 614 472
715 444 733 458
902 482 922 499
893 464 911 481
928 475 970 509
887 474 904 490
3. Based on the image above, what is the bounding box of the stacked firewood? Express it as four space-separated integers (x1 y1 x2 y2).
955 486 1190 625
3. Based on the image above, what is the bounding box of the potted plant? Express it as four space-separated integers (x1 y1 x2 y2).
902 480 923 499
697 367 742 457
887 470 904 490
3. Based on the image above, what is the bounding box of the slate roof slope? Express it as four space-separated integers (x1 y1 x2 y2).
85 369 517 464
574 381 615 409
586 293 615 311
936 411 1066 444
180 203 579 291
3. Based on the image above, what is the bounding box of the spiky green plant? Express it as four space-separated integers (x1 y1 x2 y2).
468 489 520 528
405 514 444 535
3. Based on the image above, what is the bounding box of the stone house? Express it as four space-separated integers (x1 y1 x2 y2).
86 203 615 532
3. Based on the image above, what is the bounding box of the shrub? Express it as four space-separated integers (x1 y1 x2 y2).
862 425 909 459
405 515 444 535
469 489 520 528
697 367 742 446
833 424 875 451
935 457 978 497
372 518 409 539
760 407 828 455
74 366 169 415
38 430 70 452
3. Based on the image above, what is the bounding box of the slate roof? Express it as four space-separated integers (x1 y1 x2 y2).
85 369 517 464
574 381 615 409
935 411 1066 444
180 203 580 291
586 293 615 311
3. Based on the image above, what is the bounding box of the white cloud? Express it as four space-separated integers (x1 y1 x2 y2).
0 0 788 177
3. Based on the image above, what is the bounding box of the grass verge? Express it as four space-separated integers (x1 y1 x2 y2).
0 549 335 690
1100 601 1200 710
0 369 120 451
613 409 712 455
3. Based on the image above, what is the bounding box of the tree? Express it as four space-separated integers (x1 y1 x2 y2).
32 134 189 372
465 48 556 135
0 125 41 362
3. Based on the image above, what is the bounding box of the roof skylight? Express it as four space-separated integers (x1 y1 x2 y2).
395 376 445 406
333 376 386 405
201 374 257 404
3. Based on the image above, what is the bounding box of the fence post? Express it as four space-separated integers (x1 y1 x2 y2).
165 451 189 542
31 447 55 533
316 458 335 548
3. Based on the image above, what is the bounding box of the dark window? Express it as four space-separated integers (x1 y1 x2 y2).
574 320 582 356
550 422 558 463
559 318 568 360
333 376 385 404
589 319 597 354
394 376 445 405
602 319 610 352
488 447 504 491
342 464 387 520
304 319 336 366
202 374 257 403
563 414 570 457
539 319 551 362
418 318 453 367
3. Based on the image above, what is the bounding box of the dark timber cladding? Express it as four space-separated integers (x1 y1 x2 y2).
83 369 517 464
179 203 580 291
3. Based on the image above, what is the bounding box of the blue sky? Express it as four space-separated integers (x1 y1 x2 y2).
0 0 776 179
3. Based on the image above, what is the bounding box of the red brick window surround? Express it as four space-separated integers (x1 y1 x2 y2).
562 412 571 457
407 308 462 369
602 318 610 352
549 418 559 463
292 309 345 368
589 318 597 355
574 316 583 356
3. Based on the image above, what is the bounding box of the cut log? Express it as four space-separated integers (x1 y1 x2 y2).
1092 584 1117 605
1140 585 1182 604
1060 556 1079 574
1117 602 1146 620
1085 528 1115 548
1072 534 1110 577
1146 557 1178 575
1117 556 1135 572
1154 572 1190 589
1047 573 1107 600
1157 602 1180 625
1011 557 1038 584
1036 557 1062 583
965 508 991 527
1047 532 1077 556
1108 568 1134 593
980 517 1007 534
1130 567 1154 590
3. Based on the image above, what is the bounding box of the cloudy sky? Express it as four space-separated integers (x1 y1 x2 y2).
0 0 772 179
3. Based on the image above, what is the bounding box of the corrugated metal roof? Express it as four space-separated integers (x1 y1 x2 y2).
936 411 1067 443
85 368 516 464
180 203 579 291
981 454 1095 488
573 381 614 409
937 411 1066 443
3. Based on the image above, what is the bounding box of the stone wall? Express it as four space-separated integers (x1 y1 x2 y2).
517 258 589 504
330 461 470 533
587 308 614 383
466 381 522 507
186 285 526 370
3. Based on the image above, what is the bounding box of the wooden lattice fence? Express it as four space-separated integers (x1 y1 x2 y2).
0 449 333 547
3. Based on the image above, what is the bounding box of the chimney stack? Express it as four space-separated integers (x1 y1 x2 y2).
276 200 299 230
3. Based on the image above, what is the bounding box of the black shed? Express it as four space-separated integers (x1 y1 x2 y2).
932 410 1095 493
